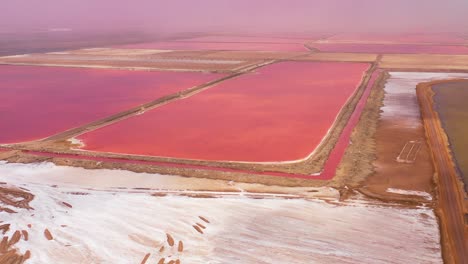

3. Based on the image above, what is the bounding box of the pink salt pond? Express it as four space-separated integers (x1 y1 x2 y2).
78 61 370 162
0 65 221 143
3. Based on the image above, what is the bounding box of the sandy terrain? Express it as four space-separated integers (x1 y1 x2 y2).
296 52 378 63
380 54 468 71
0 162 442 264
178 50 310 61
0 53 251 73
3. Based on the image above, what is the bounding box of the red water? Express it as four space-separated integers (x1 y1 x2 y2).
78 62 369 162
28 69 381 180
327 33 467 44
113 41 308 51
0 65 221 143
315 69 381 179
311 43 468 54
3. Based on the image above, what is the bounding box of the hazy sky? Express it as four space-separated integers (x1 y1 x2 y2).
1 0 467 34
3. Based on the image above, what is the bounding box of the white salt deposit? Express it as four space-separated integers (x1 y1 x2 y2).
382 72 468 129
0 162 442 263
386 188 433 201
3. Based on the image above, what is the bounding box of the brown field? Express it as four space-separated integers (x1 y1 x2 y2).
0 52 254 73
296 52 378 62
380 54 468 71
362 73 435 200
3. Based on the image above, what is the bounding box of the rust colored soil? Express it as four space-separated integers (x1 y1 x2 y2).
178 241 184 252
44 229 53 240
166 233 174 246
0 228 30 263
363 77 434 197
199 216 210 223
0 186 34 211
21 230 28 241
366 119 434 193
193 225 204 234
140 253 150 264
0 225 10 235
8 231 21 247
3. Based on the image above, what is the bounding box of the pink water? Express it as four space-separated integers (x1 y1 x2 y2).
78 62 369 162
28 69 381 180
0 65 221 143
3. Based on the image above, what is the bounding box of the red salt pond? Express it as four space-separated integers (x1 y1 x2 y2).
113 41 308 52
310 43 468 54
29 69 381 180
78 61 370 162
0 65 221 144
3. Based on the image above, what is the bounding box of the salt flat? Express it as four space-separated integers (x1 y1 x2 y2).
0 162 442 264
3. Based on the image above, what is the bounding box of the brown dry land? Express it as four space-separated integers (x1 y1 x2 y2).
360 75 435 202
297 52 378 63
380 54 468 71
417 80 468 264
0 52 254 73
